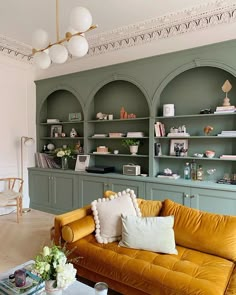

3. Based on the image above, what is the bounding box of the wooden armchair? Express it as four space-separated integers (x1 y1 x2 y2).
0 178 24 223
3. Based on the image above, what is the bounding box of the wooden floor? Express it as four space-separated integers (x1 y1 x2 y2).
0 209 54 273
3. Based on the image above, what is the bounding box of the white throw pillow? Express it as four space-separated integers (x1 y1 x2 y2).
119 215 178 254
91 189 141 244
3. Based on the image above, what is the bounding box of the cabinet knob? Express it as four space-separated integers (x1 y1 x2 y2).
190 195 195 198
184 194 189 198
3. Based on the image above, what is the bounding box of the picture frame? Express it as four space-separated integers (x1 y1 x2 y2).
75 155 90 171
50 125 63 137
68 112 82 122
170 139 188 156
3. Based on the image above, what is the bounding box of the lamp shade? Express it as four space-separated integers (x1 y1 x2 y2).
24 137 34 146
67 36 89 57
49 44 68 64
32 29 50 49
70 7 92 32
34 52 51 69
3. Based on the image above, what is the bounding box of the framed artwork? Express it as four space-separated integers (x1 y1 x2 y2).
50 125 63 137
170 139 188 156
69 112 82 121
75 155 90 171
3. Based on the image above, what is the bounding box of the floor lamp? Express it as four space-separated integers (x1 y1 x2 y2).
20 136 34 213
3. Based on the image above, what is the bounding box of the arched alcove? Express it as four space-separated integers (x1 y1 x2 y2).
158 67 236 116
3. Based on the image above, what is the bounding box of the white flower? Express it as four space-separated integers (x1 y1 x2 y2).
57 150 65 157
56 263 76 289
43 246 51 257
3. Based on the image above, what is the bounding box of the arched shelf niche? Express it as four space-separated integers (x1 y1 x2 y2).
158 66 236 116
88 80 149 119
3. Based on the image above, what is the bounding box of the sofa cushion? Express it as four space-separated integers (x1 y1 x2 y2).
71 234 234 295
119 215 177 254
161 199 236 261
137 199 162 217
91 189 141 243
61 215 95 243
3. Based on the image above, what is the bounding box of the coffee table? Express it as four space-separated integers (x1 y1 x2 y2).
0 260 94 294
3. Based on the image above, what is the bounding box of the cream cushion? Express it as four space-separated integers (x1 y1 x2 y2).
91 189 141 243
119 215 178 254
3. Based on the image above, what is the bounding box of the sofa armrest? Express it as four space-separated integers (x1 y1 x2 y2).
54 205 92 244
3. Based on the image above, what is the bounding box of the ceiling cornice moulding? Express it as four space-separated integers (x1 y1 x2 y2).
87 1 236 56
0 0 235 64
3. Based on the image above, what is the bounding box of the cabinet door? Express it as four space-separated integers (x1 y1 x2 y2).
146 182 190 206
28 170 52 211
78 175 107 207
51 173 78 214
108 178 145 198
190 187 236 215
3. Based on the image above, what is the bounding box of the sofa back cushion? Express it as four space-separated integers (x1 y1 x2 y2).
161 199 236 261
137 199 162 217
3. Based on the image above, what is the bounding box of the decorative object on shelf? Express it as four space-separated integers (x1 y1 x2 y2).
120 107 125 119
47 119 60 123
75 140 84 154
70 128 78 137
154 143 162 156
119 107 136 119
200 109 212 114
108 114 113 120
207 168 216 182
61 132 66 137
222 80 232 107
96 112 108 120
51 125 62 138
170 139 188 156
193 153 204 158
32 0 97 69
184 162 191 180
157 168 180 179
204 125 214 135
155 122 165 137
205 150 215 158
32 245 77 295
75 155 90 171
168 125 189 137
123 164 141 176
197 165 204 181
114 150 119 154
122 139 140 155
68 112 82 121
14 269 26 287
126 132 144 137
96 146 108 153
55 146 75 169
109 133 125 138
47 143 55 152
190 160 197 180
163 104 175 117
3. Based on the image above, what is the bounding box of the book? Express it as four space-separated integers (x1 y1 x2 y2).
0 272 44 295
154 122 165 137
216 106 235 111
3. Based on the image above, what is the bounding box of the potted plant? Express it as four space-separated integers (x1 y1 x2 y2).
122 138 140 155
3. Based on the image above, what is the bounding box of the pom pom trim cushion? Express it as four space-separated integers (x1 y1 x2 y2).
91 189 141 244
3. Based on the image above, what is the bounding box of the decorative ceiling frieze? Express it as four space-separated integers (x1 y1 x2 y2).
0 0 235 64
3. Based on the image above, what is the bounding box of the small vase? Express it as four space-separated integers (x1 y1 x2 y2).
61 157 68 169
129 145 139 155
45 280 62 295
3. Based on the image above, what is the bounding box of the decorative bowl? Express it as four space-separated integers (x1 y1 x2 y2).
205 150 215 158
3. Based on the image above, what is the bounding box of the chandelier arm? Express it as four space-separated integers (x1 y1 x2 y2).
32 24 98 55
56 0 60 42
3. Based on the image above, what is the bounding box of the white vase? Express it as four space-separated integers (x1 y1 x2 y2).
129 145 139 155
45 280 62 295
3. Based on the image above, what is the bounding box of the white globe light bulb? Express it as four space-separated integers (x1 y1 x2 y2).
67 36 89 57
32 29 50 49
49 44 68 64
34 52 51 69
70 7 92 32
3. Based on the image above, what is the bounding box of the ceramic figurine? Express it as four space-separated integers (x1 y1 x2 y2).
204 125 214 135
222 80 232 106
70 128 77 137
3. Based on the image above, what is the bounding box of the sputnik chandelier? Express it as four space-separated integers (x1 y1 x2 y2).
32 0 97 69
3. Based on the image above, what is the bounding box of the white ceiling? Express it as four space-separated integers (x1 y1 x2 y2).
0 0 236 79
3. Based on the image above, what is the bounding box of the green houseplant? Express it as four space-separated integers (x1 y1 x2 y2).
122 139 140 155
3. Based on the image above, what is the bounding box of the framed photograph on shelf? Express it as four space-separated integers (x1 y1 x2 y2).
68 112 82 121
170 139 188 156
75 155 90 171
50 125 63 137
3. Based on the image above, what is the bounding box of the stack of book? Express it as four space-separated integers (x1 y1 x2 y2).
217 131 236 137
214 106 235 114
154 122 165 137
35 152 60 169
220 155 236 160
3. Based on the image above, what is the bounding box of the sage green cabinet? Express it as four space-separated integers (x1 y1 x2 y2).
78 175 145 207
29 169 78 214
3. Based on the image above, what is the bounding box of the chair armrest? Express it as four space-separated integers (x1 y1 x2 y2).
54 205 92 245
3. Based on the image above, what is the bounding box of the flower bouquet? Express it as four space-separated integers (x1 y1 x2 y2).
55 146 75 169
33 245 77 294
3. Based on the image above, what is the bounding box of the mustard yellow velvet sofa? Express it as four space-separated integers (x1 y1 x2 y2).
54 198 236 295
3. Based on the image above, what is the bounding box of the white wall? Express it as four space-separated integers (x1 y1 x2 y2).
0 55 36 208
